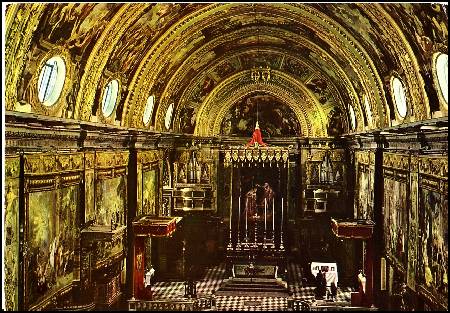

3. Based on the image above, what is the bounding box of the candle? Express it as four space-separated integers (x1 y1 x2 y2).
264 198 267 230
272 197 275 230
238 196 241 231
281 198 284 231
230 195 233 229
245 197 248 232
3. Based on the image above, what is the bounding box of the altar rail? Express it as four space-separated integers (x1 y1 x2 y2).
128 296 214 311
287 299 378 311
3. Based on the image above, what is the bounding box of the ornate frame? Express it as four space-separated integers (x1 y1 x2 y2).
29 46 73 118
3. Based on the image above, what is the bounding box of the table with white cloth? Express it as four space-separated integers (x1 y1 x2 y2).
310 262 338 287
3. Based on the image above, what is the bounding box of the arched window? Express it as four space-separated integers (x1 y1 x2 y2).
143 95 155 126
349 105 356 130
164 102 174 130
391 77 408 118
38 56 66 106
434 53 448 106
363 95 373 126
101 79 119 117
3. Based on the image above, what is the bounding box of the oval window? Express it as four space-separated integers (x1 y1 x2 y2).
37 56 66 106
143 95 155 126
391 77 407 118
349 105 356 130
164 102 174 130
101 79 119 117
435 53 448 105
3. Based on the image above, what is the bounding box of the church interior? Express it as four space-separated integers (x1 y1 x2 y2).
3 3 448 311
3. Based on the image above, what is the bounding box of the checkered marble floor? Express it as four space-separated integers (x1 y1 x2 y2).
152 262 351 311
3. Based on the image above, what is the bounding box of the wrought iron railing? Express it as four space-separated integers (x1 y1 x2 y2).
128 296 215 311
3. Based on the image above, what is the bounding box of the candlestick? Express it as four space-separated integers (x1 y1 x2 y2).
227 192 233 250
280 197 284 250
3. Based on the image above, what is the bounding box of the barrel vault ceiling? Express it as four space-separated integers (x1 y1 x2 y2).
5 3 448 137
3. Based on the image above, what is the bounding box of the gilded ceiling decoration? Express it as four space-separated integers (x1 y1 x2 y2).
5 3 448 137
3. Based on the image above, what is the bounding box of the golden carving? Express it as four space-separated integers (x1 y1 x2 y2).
330 150 345 162
383 152 410 171
356 150 375 165
84 152 95 169
27 46 73 118
360 4 430 121
224 147 289 164
126 4 377 132
75 4 146 121
24 152 84 175
419 156 448 178
137 150 163 165
96 151 129 168
5 4 46 110
157 28 359 132
5 156 20 178
123 4 222 126
193 70 327 137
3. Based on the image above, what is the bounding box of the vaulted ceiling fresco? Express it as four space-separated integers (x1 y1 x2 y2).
5 3 448 137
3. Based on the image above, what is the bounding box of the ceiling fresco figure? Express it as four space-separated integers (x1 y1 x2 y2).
220 92 301 137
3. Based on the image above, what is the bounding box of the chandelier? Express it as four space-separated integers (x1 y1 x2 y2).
250 5 271 83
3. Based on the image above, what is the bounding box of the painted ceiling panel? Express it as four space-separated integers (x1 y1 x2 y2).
6 3 448 136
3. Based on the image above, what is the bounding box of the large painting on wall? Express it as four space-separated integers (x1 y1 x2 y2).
27 185 78 306
141 169 158 216
383 177 408 268
4 180 19 310
220 92 301 137
417 187 448 295
95 175 126 226
356 168 374 220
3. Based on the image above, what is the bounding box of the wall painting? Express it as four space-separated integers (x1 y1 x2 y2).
4 179 19 310
383 177 408 268
417 187 448 296
141 169 158 216
95 176 126 226
27 185 78 306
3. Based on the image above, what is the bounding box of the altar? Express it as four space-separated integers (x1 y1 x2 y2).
232 263 278 279
222 146 290 274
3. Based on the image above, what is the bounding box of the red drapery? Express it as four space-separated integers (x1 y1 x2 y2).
246 124 267 147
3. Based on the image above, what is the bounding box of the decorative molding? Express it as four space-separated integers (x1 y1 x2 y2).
223 146 289 166
5 155 21 178
418 156 448 178
137 150 164 165
382 152 410 171
27 46 74 118
5 4 46 110
95 150 129 169
75 4 145 121
24 152 84 175
193 70 327 137
360 4 430 121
